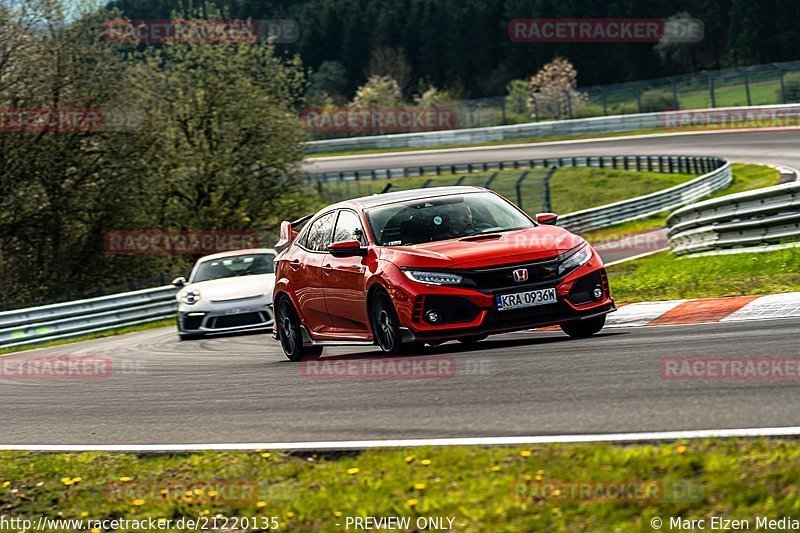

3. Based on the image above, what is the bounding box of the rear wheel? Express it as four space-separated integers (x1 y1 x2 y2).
560 315 606 338
276 297 323 361
370 290 421 354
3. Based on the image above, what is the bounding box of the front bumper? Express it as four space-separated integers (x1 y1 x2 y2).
389 259 614 341
178 304 274 335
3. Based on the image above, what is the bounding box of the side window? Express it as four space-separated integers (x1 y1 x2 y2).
305 212 336 251
333 210 366 245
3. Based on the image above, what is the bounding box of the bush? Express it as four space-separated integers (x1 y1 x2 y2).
780 72 800 102
639 89 676 111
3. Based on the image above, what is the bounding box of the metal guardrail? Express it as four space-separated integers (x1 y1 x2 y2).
0 286 177 349
315 155 731 234
305 103 800 154
667 180 800 255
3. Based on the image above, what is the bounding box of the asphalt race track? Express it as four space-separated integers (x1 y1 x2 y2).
303 129 800 174
2 318 799 445
3 128 800 447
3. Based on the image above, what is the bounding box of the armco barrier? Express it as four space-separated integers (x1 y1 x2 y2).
0 286 177 349
314 155 731 234
304 103 800 153
667 181 800 255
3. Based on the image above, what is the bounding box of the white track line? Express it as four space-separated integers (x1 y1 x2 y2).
4 427 800 452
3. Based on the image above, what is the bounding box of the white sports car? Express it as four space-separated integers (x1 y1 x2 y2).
172 248 277 340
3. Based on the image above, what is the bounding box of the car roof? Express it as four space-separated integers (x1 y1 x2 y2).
196 248 278 262
330 186 487 210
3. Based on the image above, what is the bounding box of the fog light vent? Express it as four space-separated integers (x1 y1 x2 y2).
425 310 442 323
593 286 603 300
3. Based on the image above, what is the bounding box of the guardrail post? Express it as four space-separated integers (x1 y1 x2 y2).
635 83 642 113
542 166 558 212
601 87 608 116
742 69 752 106
709 74 716 108
454 175 468 185
483 172 499 188
776 64 786 104
515 171 529 209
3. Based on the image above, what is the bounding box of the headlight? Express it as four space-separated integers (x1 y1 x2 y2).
558 244 591 275
180 289 201 305
402 270 463 285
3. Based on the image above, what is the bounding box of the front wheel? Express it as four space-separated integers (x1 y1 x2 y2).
560 315 606 338
370 290 421 354
276 297 323 361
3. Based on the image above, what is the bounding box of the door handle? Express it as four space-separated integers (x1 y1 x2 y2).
288 260 303 270
322 264 334 275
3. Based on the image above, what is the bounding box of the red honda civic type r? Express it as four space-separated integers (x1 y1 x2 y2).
272 186 615 361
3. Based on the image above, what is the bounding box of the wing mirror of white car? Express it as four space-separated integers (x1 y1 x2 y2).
172 276 187 287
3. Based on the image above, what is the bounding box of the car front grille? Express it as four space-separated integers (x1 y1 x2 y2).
208 312 269 329
461 256 563 293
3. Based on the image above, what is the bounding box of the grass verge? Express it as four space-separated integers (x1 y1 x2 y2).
1 439 798 531
607 247 800 303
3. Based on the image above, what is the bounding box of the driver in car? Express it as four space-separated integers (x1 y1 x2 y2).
439 205 475 239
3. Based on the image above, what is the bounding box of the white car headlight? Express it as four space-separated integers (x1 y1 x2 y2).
558 244 592 275
179 289 201 305
403 270 463 285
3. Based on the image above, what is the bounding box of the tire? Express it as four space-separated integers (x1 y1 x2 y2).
458 334 488 344
370 289 421 355
560 315 606 338
276 297 323 362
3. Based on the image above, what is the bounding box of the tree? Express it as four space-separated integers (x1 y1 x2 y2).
349 75 403 109
527 57 587 120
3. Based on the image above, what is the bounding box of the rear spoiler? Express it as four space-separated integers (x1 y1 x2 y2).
275 214 313 247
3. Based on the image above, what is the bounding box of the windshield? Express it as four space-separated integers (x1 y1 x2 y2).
191 253 275 283
365 192 534 246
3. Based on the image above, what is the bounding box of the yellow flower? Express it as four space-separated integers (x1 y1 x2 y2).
2 481 10 488
523 474 532 481
420 459 431 466
255 448 263 452
334 511 342 517
80 512 89 518
200 510 210 516
60 477 73 486
552 489 561 496
347 468 360 475
91 528 101 533
490 466 501 472
677 445 687 454
184 490 193 497
414 483 426 490
207 490 218 497
193 488 203 496
133 498 145 506
261 452 271 458
535 475 543 481
552 507 561 515
407 499 418 506
256 501 267 508
287 512 295 518
405 455 415 463
183 497 194 504
71 477 82 483
536 469 544 475
160 489 168 496
119 476 132 482
520 450 532 458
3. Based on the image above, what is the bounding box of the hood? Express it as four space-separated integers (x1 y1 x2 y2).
380 226 585 270
184 273 275 301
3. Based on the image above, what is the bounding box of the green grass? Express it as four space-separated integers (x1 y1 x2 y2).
2 439 800 531
320 167 696 216
0 319 174 356
608 248 800 303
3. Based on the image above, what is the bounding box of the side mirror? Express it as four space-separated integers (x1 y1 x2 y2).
535 212 558 225
172 276 186 287
328 239 367 257
275 220 298 247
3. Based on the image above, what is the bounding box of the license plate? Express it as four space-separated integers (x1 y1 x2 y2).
496 288 557 311
225 308 246 315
